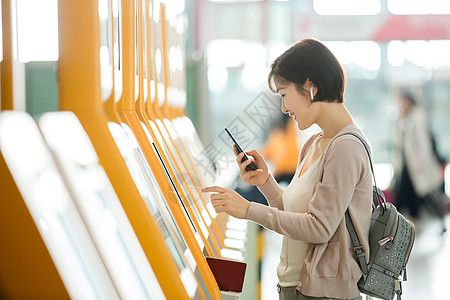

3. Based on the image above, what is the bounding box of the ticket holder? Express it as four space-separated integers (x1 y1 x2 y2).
37 112 167 299
57 1 190 298
0 112 120 299
148 3 225 255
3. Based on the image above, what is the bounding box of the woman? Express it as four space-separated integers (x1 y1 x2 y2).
202 39 372 300
393 92 446 232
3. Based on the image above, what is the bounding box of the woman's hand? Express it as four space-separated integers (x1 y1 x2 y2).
200 186 250 219
234 145 269 186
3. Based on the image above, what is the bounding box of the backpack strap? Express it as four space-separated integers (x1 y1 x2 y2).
345 211 368 275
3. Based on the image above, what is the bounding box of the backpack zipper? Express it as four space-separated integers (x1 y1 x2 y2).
378 213 399 247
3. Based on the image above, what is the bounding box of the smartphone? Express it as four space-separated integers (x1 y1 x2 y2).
224 128 257 171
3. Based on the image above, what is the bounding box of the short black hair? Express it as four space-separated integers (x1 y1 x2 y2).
268 38 345 103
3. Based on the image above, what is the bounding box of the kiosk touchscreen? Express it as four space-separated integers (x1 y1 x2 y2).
171 117 248 260
0 111 119 300
172 116 217 187
37 112 165 300
108 121 199 299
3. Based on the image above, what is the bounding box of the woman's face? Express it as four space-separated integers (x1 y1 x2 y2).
277 82 317 130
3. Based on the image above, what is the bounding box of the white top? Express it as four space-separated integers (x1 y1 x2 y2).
277 156 320 287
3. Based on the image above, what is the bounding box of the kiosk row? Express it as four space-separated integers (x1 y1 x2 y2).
0 0 247 299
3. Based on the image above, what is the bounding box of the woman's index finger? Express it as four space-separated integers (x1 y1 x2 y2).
200 186 228 193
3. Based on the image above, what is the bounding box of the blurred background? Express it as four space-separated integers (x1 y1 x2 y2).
2 0 450 299
187 0 450 165
13 0 450 171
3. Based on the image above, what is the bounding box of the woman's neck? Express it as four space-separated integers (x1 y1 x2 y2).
315 102 354 138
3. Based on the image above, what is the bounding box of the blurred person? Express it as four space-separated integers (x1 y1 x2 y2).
261 114 300 186
202 39 372 300
392 92 447 232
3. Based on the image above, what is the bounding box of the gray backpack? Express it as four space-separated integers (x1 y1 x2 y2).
339 133 415 300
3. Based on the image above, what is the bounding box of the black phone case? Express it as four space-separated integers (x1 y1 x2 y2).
224 128 257 171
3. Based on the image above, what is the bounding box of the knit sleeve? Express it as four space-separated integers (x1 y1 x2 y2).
255 174 284 209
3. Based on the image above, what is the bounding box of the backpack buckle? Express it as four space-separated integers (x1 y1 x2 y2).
354 245 363 252
353 246 368 275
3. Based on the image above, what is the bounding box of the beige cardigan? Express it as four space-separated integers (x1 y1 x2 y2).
246 124 372 299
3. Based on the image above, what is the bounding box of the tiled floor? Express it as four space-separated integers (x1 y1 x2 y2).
261 212 450 300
